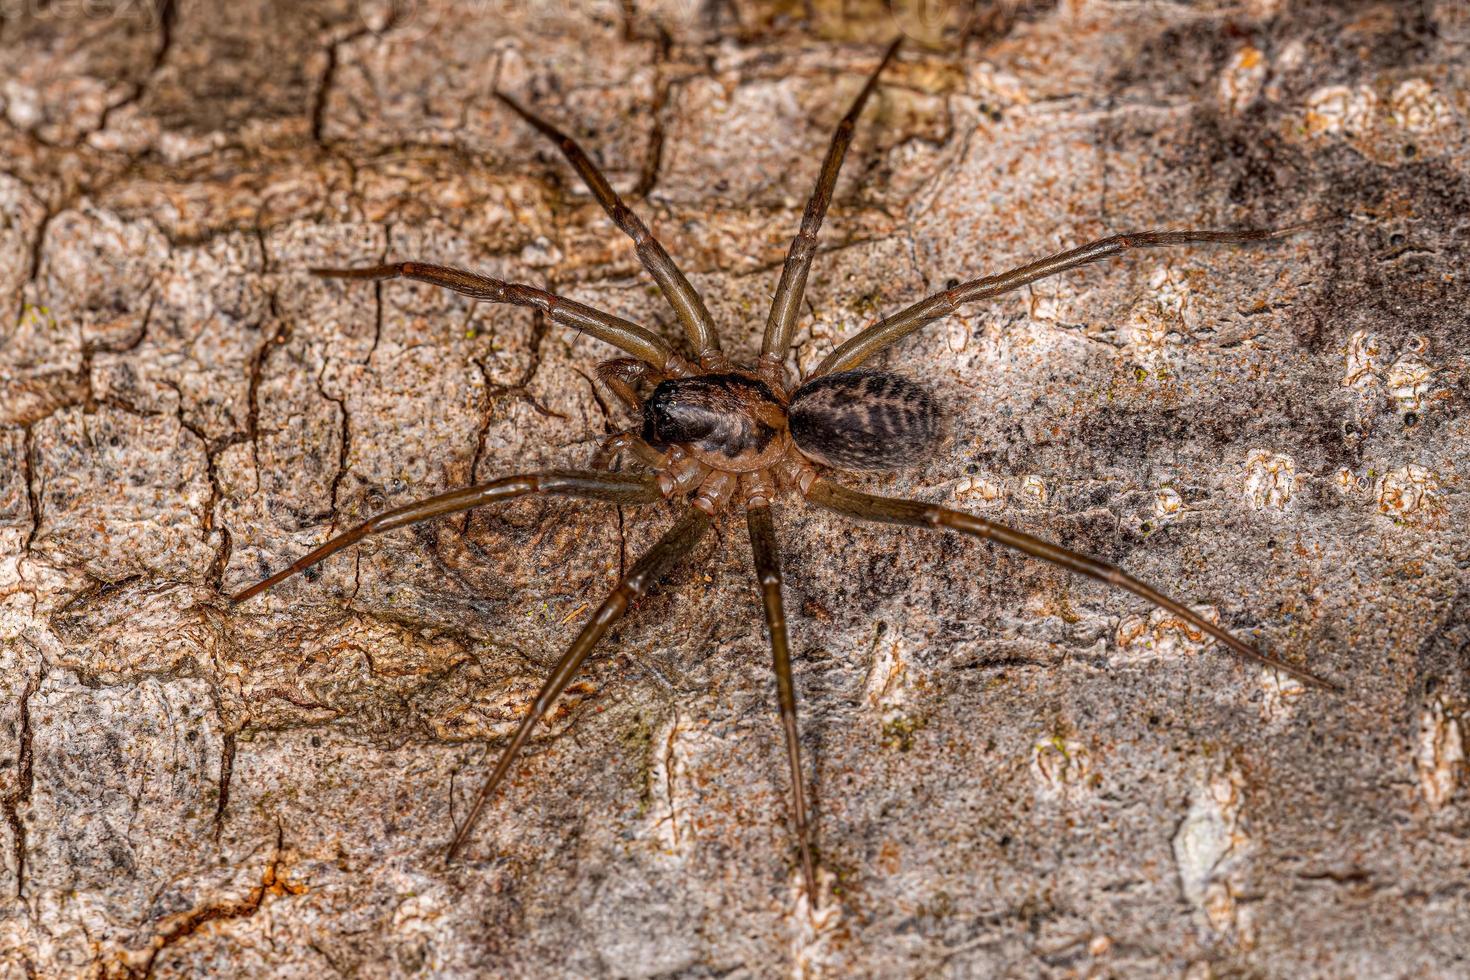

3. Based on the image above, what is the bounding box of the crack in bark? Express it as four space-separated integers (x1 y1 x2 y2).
311 27 372 145
20 425 40 558
95 0 179 136
314 359 352 530
212 730 236 840
366 225 391 363
3 673 38 898
461 358 499 534
244 307 292 494
158 378 234 590
21 206 57 307
136 824 301 979
459 310 561 532
83 293 155 415
572 355 633 579
628 11 674 199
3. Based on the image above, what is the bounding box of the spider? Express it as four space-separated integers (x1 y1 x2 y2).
232 38 1338 907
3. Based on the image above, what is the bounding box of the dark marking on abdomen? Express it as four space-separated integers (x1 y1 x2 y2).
788 371 942 471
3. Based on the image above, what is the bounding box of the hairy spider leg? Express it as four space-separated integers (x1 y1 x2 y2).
446 508 713 862
496 91 723 360
311 262 678 371
596 357 666 413
746 503 820 907
759 37 903 374
805 479 1339 691
230 471 661 603
816 224 1327 376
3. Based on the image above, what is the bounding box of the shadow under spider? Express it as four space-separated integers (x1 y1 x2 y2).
231 37 1342 911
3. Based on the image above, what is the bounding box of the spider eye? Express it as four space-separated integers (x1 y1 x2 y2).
639 375 778 457
640 380 688 449
788 371 942 471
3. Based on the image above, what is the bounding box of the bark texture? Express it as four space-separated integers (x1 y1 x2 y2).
2 0 1468 976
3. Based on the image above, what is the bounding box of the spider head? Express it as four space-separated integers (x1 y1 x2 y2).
787 370 943 471
641 373 788 469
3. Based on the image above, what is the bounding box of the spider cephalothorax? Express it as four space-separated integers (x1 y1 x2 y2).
233 38 1338 908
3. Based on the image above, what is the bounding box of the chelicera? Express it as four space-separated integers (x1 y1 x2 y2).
233 39 1338 906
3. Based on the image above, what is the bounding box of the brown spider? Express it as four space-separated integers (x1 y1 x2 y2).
233 39 1338 906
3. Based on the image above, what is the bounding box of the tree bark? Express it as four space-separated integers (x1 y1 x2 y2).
1 0 1467 975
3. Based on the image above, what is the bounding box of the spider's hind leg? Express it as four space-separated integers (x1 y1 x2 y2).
746 499 821 909
804 478 1341 692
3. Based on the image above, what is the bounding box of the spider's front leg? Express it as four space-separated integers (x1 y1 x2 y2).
311 262 678 370
589 431 668 473
230 470 661 601
596 356 665 413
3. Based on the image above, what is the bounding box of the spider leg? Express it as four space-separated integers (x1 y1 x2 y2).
760 37 903 372
804 478 1341 692
495 91 722 359
312 262 677 371
446 507 713 862
814 223 1329 376
231 470 661 602
596 356 666 413
590 431 667 472
747 502 820 907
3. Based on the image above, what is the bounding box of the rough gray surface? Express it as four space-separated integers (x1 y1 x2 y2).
1 1 1468 976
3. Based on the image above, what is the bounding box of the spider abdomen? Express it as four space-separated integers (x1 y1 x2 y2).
788 371 942 471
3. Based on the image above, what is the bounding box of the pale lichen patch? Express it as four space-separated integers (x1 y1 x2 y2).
1218 46 1266 115
1154 485 1184 521
790 866 844 979
942 310 973 355
1375 463 1443 524
1384 354 1436 413
952 473 1005 508
1259 669 1306 723
1342 331 1440 419
646 709 702 860
1173 766 1253 943
1389 79 1453 133
864 629 915 744
1025 274 1080 324
1342 329 1382 389
1304 85 1378 138
1124 265 1193 373
1018 473 1048 507
1417 698 1464 810
1114 605 1219 667
1243 450 1296 513
1031 733 1093 801
1299 76 1460 163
